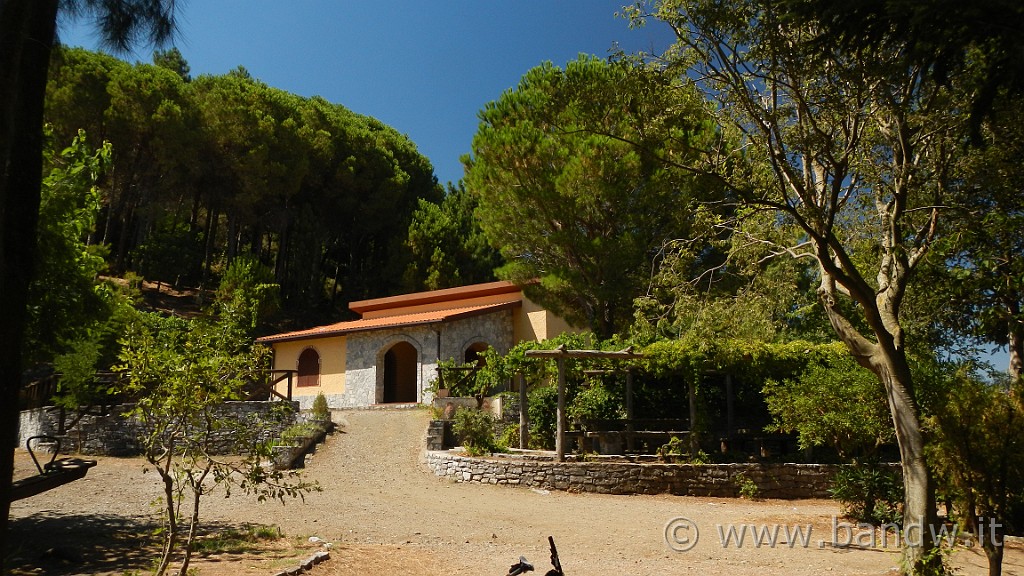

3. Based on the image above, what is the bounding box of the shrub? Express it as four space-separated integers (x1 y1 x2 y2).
279 422 324 445
568 380 625 424
830 462 903 525
657 436 710 463
527 385 559 450
498 422 521 450
734 472 761 500
453 408 502 456
311 392 330 421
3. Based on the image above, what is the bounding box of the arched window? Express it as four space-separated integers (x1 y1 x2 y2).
297 348 321 387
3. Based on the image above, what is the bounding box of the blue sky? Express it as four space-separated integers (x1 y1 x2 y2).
59 1 677 187
58 3 1011 370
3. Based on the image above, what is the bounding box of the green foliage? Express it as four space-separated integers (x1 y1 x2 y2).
113 303 316 576
24 129 113 366
311 392 330 421
152 47 191 82
830 463 904 525
432 350 505 400
527 385 559 451
928 370 1024 542
498 423 521 450
657 436 710 463
568 380 625 424
45 46 442 310
734 472 761 500
465 55 724 337
132 219 202 290
191 524 281 556
452 408 503 456
215 256 280 332
634 209 832 345
763 355 894 459
404 182 501 291
278 422 325 446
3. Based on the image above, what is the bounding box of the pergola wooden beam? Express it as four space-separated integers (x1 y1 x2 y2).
524 345 645 461
523 344 643 360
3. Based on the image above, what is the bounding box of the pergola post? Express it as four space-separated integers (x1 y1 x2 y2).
518 372 529 449
625 369 635 452
688 378 698 455
725 373 735 439
524 345 644 462
555 356 567 461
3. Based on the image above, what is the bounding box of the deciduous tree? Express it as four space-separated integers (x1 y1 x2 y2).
629 1 961 571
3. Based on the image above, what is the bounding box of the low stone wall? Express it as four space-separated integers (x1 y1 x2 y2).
425 451 845 499
18 401 299 456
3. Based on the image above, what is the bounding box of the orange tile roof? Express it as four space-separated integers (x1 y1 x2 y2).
255 301 520 344
348 280 521 315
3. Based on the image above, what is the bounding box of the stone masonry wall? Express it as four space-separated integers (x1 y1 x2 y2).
18 401 298 456
425 451 842 499
339 309 515 408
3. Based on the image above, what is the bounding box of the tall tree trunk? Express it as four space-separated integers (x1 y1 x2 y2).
1006 300 1023 381
822 296 941 574
983 527 1004 576
0 1 58 571
201 206 217 288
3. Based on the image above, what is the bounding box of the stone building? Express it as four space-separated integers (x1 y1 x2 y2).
256 281 576 409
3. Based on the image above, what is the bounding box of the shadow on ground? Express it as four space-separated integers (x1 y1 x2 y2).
8 511 159 574
8 512 294 575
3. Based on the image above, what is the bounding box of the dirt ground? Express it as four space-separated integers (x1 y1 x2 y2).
10 408 1023 575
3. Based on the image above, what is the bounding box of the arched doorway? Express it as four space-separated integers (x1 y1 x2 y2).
464 342 489 365
297 347 321 388
382 341 418 403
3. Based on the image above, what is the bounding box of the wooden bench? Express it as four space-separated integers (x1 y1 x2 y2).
575 419 690 454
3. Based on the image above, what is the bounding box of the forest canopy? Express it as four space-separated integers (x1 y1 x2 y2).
44 47 445 314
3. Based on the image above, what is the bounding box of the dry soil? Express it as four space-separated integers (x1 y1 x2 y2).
9 408 1021 575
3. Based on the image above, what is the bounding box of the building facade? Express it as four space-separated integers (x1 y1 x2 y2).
256 281 576 409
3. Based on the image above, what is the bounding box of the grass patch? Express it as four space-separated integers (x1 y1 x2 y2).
279 422 325 445
192 523 283 556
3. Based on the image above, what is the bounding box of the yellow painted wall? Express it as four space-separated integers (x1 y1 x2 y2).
513 294 579 343
272 336 346 398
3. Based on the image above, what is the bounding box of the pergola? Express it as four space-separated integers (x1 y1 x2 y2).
523 344 645 461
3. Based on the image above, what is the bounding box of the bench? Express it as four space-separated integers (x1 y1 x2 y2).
574 419 691 455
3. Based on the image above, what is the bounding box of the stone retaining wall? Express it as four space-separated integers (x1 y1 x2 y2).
425 451 847 499
18 401 299 456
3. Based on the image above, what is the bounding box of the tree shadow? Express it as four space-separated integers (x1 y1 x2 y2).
8 511 160 575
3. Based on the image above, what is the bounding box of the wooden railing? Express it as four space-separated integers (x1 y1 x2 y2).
246 370 296 401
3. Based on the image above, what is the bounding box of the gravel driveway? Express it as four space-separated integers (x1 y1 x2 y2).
10 408 1016 575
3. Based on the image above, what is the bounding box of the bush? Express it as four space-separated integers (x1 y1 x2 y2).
453 408 502 456
830 462 903 525
311 392 330 421
735 472 761 500
657 436 709 463
568 380 625 424
527 385 559 450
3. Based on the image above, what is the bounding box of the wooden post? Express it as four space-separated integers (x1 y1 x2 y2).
625 369 635 452
556 357 566 462
725 373 735 439
518 372 529 449
688 378 698 455
522 346 643 461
